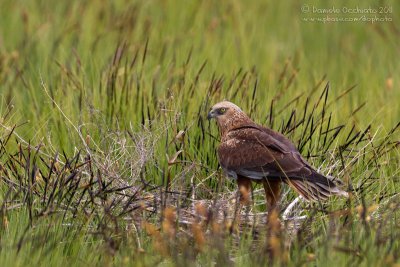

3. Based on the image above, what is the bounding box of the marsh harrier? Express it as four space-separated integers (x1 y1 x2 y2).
207 101 348 209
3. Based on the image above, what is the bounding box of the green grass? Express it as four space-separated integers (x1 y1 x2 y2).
0 0 400 266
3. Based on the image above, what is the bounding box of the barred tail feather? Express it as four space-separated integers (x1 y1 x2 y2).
287 173 349 201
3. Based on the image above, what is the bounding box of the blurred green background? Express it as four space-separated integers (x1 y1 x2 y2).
1 0 399 151
0 1 399 266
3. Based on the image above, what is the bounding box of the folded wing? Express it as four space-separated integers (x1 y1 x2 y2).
218 125 348 200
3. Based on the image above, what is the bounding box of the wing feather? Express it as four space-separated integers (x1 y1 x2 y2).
216 121 348 201
218 126 310 180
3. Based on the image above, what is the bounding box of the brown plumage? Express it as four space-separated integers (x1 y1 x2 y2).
207 101 348 209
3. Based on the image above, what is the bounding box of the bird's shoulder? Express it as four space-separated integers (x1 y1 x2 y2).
217 125 281 169
217 123 308 172
255 125 298 152
221 123 297 153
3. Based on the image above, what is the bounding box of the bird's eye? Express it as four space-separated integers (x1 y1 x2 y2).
219 108 226 114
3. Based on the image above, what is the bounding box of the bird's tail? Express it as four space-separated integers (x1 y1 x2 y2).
287 171 349 201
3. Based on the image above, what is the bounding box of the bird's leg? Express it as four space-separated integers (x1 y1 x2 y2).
237 176 252 205
263 180 282 225
263 180 281 211
231 176 252 233
263 180 282 260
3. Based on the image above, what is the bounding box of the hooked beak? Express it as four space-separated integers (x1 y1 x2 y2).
207 110 216 120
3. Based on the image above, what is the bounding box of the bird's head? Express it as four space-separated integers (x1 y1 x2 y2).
207 101 249 133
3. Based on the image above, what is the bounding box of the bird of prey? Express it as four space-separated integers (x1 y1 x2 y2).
207 101 348 209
